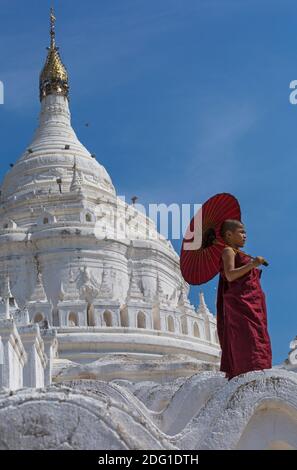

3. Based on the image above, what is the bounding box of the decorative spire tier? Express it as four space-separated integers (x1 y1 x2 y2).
39 8 69 101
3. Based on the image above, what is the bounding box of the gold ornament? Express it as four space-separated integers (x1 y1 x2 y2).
39 7 69 101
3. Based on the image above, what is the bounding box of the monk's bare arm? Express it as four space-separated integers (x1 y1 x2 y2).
222 247 258 282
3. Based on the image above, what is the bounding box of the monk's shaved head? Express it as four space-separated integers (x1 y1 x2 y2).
220 219 243 239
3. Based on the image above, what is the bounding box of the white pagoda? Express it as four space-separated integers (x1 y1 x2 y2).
0 8 219 378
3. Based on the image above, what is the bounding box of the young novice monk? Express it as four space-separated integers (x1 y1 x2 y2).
216 219 272 380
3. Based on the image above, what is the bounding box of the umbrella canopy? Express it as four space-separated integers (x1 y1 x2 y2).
180 193 241 285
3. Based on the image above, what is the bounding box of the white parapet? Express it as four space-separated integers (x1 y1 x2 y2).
0 319 27 391
55 326 221 364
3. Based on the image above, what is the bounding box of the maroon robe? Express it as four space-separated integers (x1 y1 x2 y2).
216 250 272 379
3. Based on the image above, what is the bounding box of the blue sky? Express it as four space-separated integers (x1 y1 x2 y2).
0 0 296 364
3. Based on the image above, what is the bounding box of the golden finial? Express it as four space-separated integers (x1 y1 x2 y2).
39 7 69 101
50 7 56 49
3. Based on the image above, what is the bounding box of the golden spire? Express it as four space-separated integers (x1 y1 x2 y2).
50 7 56 49
39 7 69 101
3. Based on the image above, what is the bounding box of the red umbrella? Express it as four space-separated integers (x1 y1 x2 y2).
180 193 241 285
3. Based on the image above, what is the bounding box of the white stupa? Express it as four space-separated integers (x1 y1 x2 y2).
0 10 296 450
0 9 219 369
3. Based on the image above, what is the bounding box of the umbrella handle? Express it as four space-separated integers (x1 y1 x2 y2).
250 257 269 267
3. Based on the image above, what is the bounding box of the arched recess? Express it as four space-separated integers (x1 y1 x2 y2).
80 209 96 224
37 211 56 225
68 312 78 327
193 322 200 338
103 310 113 327
137 311 146 329
167 315 175 332
34 312 44 324
236 403 297 450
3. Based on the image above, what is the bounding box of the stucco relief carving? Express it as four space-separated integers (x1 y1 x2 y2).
78 266 101 302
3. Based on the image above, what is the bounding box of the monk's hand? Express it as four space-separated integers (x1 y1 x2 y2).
252 256 266 267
